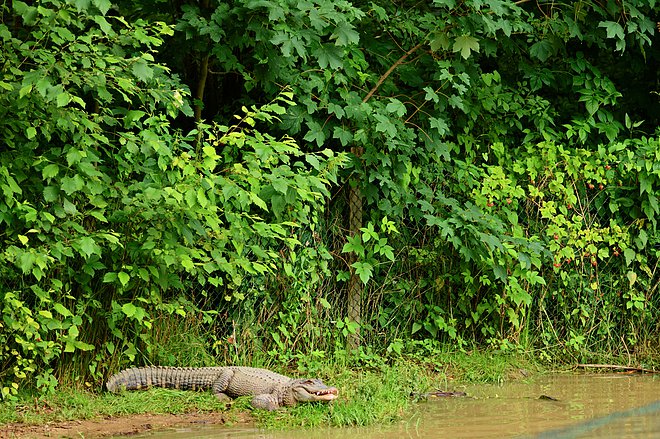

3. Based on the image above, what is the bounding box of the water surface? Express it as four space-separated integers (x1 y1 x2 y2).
123 373 660 438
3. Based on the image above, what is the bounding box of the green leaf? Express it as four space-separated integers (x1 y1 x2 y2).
380 245 395 261
66 148 83 166
53 302 73 317
196 187 208 207
303 121 326 147
42 164 59 179
342 234 364 256
61 175 85 195
18 252 35 274
493 264 507 280
448 95 464 110
248 192 268 210
43 186 59 202
636 229 648 249
598 21 625 40
453 35 480 59
327 102 345 119
132 59 153 82
270 32 306 59
103 272 118 283
314 44 343 70
529 39 554 62
374 114 397 138
272 178 288 194
78 236 100 258
185 188 196 207
647 194 659 216
430 32 450 52
332 22 360 46
26 127 37 140
305 154 320 170
624 248 636 266
124 110 145 127
579 94 600 116
63 198 78 215
423 86 439 103
54 26 76 42
386 99 406 117
69 325 80 338
181 256 195 271
74 0 91 12
430 116 449 136
432 0 456 8
64 341 76 353
73 340 95 351
92 15 114 35
352 261 373 284
640 174 652 195
121 302 136 317
3 174 21 195
56 92 70 107
333 126 353 146
19 83 33 98
118 272 130 287
92 0 112 15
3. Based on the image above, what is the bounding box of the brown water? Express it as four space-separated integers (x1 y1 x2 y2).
124 374 660 439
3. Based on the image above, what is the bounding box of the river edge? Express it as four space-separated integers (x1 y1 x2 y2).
0 353 543 439
1 412 254 439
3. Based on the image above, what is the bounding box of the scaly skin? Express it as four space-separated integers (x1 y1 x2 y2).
106 366 338 410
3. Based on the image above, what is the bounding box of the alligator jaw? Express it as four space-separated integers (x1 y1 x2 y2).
290 378 339 403
312 388 339 401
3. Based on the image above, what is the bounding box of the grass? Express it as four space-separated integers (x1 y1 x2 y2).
0 349 544 431
0 388 229 426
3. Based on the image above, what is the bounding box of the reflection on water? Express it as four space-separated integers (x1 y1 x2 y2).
122 374 660 439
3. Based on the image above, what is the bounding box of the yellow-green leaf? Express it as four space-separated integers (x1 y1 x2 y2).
118 271 130 286
453 35 480 59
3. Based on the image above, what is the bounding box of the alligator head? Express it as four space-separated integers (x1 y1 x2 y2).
287 378 339 405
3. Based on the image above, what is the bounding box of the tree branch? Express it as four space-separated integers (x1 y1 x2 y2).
363 42 424 104
194 54 210 123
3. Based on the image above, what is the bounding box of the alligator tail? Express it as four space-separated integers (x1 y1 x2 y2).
106 366 219 392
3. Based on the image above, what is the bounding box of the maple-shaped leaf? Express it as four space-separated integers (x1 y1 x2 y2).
430 32 450 52
453 35 480 59
314 44 343 70
529 39 554 62
598 21 625 40
386 99 406 117
332 21 360 46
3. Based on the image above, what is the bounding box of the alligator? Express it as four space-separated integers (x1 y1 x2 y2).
106 366 338 411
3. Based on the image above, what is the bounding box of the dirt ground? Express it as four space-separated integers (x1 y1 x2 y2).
1 412 252 439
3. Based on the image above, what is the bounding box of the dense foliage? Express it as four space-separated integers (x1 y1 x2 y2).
1 0 659 397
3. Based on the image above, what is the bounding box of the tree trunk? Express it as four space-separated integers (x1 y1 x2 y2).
347 146 364 350
345 42 424 350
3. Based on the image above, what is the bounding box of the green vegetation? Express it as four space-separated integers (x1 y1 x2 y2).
0 352 535 428
1 0 659 424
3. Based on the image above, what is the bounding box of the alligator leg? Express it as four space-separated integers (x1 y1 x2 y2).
210 369 236 402
251 393 280 411
215 393 232 402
